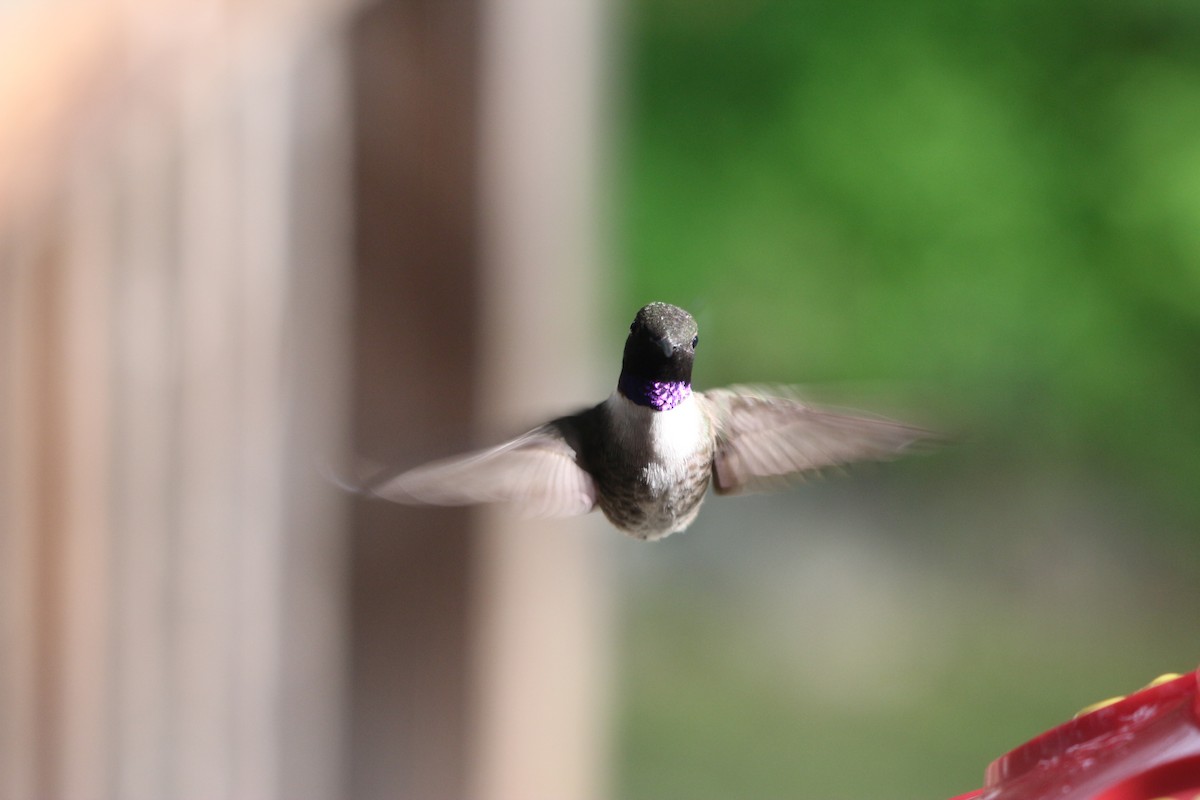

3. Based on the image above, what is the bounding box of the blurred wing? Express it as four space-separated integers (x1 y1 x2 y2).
366 420 597 518
702 385 936 496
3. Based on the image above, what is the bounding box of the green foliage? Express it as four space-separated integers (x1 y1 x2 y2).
620 0 1200 528
615 3 1200 796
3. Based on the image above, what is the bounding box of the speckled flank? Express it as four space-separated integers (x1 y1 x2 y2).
595 451 711 540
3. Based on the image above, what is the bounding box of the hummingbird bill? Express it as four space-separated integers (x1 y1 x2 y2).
363 302 934 541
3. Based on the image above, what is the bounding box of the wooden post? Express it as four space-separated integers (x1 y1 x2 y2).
349 0 611 797
471 0 611 798
0 7 352 799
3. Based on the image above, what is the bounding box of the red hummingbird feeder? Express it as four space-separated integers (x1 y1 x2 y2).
950 667 1200 800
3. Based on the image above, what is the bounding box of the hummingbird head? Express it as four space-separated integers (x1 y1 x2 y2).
618 302 699 410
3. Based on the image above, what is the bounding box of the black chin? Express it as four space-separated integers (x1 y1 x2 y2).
622 336 694 383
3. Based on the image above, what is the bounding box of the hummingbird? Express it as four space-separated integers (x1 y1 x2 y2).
365 302 933 541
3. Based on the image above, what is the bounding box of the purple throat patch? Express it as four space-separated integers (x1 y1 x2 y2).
618 374 692 411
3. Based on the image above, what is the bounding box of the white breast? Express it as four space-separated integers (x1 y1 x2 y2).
604 391 709 479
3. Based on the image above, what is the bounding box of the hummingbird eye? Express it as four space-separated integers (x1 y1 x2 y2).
691 335 699 349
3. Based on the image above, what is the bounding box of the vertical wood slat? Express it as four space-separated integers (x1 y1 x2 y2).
472 0 612 799
173 53 239 800
0 236 41 800
57 141 117 800
112 106 178 800
276 32 352 800
349 2 481 798
232 44 291 800
347 0 611 797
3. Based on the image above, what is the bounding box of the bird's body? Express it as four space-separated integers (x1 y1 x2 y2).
582 390 714 539
366 302 932 540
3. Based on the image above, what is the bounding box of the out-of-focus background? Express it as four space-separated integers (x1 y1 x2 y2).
3 1 1199 799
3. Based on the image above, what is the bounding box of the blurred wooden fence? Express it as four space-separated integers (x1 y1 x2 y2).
0 3 353 799
0 1 609 799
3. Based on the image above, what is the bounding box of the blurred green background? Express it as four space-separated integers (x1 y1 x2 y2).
610 1 1200 798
